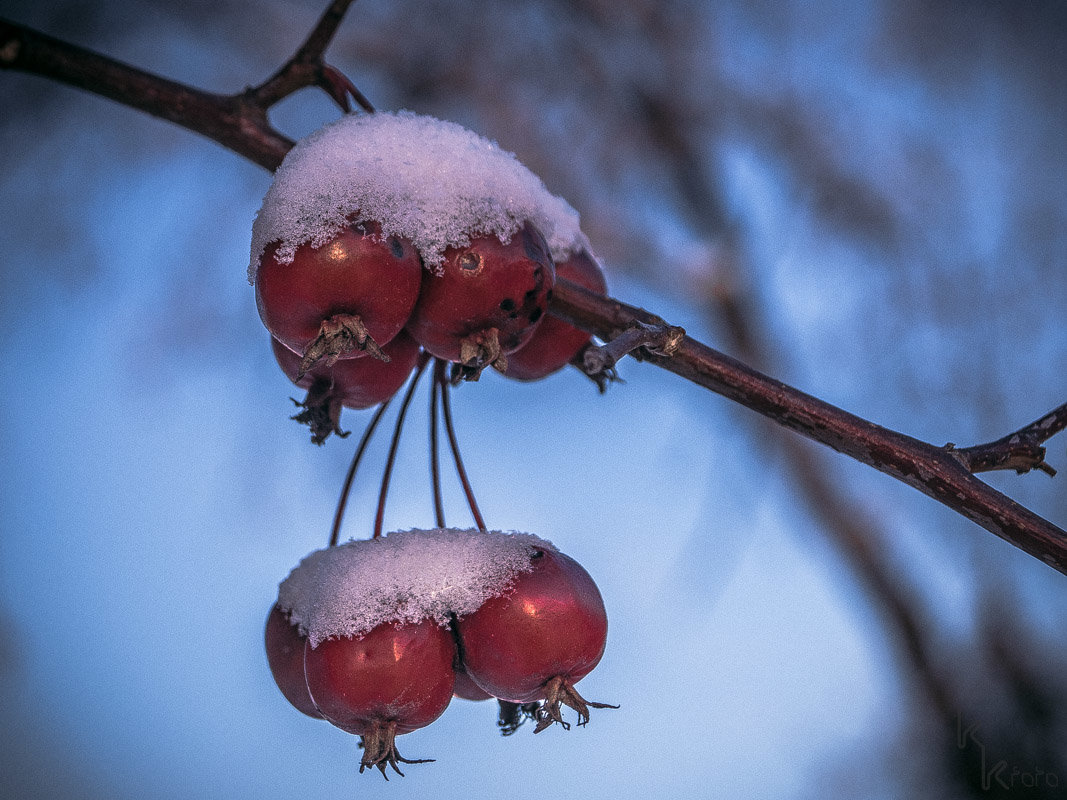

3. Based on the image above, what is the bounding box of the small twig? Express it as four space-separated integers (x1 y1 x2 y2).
580 320 685 381
569 346 619 393
318 65 375 114
947 402 1067 477
249 0 373 114
328 400 391 547
292 0 357 66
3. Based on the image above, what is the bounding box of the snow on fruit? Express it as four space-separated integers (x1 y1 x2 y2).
248 111 588 279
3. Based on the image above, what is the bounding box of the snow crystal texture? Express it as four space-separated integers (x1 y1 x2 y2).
277 528 553 646
249 111 588 280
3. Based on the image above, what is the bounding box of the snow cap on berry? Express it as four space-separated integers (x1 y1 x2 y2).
249 111 589 280
277 528 553 646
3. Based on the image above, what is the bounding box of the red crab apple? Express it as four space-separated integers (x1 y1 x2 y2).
451 665 493 702
255 219 422 374
271 330 421 444
406 221 555 380
502 248 607 381
264 605 321 719
303 619 456 776
455 547 614 731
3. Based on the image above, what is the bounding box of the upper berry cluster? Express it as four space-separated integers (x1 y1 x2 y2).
250 112 607 442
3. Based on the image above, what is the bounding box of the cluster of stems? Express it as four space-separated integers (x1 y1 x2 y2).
329 356 487 547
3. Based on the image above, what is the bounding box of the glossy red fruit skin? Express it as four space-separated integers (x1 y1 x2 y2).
255 220 422 357
405 221 555 361
264 605 322 719
502 249 607 381
271 329 421 409
456 549 607 704
304 619 456 735
451 666 494 701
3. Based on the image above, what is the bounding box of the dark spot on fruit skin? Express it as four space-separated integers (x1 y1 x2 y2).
499 298 516 312
512 264 550 329
390 238 404 259
531 549 544 559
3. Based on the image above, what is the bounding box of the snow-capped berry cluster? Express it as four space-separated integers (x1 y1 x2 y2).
249 112 608 442
252 112 616 779
264 528 611 777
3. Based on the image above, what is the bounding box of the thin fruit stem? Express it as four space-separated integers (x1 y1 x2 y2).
328 399 391 547
438 361 487 532
373 353 431 539
430 360 446 528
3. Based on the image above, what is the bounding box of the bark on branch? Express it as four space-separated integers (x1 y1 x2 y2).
549 279 1067 573
946 404 1067 477
3 14 1066 574
1 17 292 171
249 0 374 114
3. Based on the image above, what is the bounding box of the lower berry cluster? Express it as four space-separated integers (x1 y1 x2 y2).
265 529 613 777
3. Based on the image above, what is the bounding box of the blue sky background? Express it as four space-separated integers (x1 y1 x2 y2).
1 2 1065 798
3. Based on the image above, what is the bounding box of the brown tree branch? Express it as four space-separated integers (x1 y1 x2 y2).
3 16 1066 574
946 403 1067 477
1 18 291 171
249 0 374 113
1 3 366 170
550 279 1067 574
579 320 685 377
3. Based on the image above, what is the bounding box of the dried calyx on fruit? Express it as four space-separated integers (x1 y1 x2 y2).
407 221 555 380
255 218 422 374
265 528 613 776
304 618 455 777
453 546 615 731
271 330 421 444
